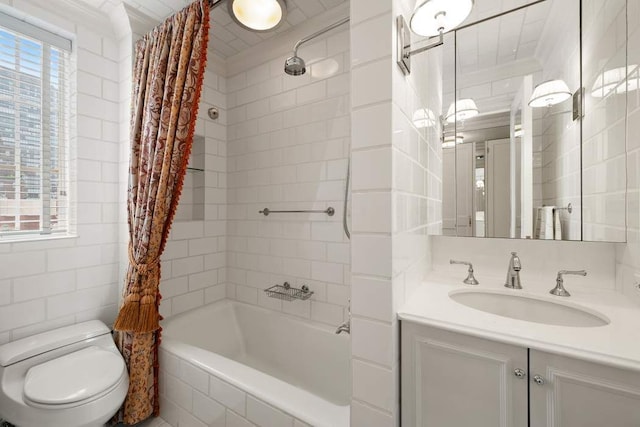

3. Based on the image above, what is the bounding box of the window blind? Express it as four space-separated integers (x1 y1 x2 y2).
0 14 71 238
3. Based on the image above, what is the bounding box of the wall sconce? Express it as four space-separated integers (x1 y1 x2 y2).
445 98 479 123
397 0 474 75
514 124 523 138
529 79 584 120
442 135 464 148
591 65 640 98
528 80 572 108
228 0 286 31
410 0 474 37
413 108 437 128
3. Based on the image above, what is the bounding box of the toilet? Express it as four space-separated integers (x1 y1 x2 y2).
0 320 128 427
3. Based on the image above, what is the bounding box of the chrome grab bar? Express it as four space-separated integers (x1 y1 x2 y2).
259 207 335 217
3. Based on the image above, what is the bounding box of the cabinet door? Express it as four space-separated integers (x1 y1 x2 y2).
530 350 640 427
401 322 528 427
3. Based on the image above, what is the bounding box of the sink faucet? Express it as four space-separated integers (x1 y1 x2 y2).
549 270 587 297
504 252 522 289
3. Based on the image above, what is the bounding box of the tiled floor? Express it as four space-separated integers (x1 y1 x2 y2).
138 418 170 427
117 417 169 427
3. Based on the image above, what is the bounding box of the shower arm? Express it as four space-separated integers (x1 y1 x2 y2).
291 17 350 56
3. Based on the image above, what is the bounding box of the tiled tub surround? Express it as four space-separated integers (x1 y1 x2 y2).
224 22 351 328
159 299 350 427
158 58 229 321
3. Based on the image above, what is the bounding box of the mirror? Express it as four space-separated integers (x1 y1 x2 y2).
440 0 630 242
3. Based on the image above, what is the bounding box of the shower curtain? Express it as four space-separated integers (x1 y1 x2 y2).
113 1 209 424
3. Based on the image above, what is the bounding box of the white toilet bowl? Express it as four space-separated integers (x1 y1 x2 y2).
0 320 128 427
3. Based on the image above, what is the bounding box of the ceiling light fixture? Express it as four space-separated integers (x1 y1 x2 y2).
528 79 572 108
445 98 479 123
228 0 286 32
397 0 474 75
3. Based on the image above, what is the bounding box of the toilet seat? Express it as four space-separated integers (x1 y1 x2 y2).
23 346 126 408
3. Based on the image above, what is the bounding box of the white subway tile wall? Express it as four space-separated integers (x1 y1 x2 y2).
348 0 394 423
538 1 582 240
349 0 441 423
159 56 228 320
158 349 313 427
225 27 351 326
617 0 640 302
582 0 628 242
0 1 121 344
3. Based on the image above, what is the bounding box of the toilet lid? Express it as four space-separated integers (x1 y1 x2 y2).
24 346 126 405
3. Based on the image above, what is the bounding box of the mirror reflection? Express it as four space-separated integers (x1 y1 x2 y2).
440 0 629 242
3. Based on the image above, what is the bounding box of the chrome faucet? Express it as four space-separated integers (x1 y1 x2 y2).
335 321 350 335
504 252 522 289
336 300 350 334
450 260 479 285
549 270 587 297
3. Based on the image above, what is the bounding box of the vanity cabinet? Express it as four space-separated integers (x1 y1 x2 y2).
529 350 640 427
402 322 640 427
401 322 528 427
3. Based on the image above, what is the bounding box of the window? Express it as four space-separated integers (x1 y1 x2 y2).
0 13 72 238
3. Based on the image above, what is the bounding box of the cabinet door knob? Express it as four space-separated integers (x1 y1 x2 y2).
514 368 526 378
533 375 545 385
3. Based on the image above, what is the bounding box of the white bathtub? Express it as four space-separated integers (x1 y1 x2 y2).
160 300 351 427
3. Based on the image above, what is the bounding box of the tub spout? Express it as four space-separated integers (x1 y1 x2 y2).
335 320 350 335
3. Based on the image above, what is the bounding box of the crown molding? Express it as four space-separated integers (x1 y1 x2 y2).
27 0 116 37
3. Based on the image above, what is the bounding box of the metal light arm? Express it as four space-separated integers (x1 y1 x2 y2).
397 15 445 75
405 30 444 58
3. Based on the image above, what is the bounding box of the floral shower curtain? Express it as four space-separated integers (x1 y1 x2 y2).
113 1 209 424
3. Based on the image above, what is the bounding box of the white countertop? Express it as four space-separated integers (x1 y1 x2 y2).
398 273 640 372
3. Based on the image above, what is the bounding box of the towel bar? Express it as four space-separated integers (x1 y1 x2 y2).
259 207 335 217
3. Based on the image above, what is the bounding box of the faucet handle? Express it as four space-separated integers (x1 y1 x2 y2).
450 260 479 285
558 270 587 278
550 270 587 297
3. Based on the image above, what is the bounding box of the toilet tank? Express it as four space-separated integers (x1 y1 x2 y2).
0 321 111 367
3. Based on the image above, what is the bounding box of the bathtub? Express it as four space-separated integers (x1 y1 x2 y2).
159 300 351 427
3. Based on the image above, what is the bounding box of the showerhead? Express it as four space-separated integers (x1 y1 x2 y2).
284 17 349 77
284 55 306 76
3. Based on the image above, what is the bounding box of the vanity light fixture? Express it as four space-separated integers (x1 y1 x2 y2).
528 79 572 108
397 0 474 75
442 135 464 148
228 0 286 32
410 0 474 37
445 98 479 123
591 65 640 98
413 108 437 128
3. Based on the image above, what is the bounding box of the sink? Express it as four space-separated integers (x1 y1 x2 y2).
449 290 609 327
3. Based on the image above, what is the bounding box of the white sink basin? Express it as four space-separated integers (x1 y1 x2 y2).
449 290 609 327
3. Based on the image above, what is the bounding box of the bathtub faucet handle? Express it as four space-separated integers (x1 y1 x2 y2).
335 320 350 335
